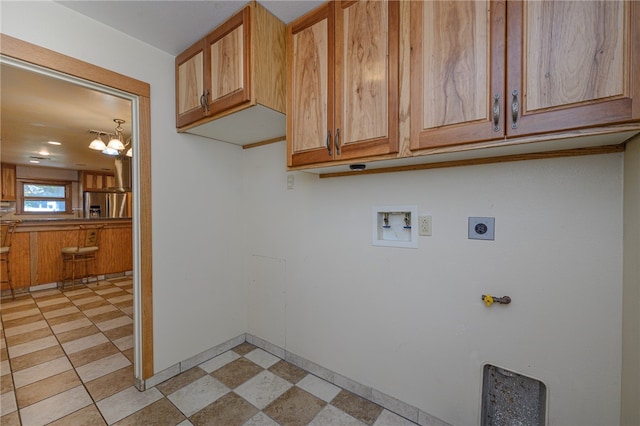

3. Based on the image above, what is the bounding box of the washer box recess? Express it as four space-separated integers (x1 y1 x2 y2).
372 205 418 248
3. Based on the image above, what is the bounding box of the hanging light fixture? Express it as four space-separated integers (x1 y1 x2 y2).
88 132 107 151
106 119 126 151
88 118 132 157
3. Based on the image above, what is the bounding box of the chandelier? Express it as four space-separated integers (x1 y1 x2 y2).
88 118 132 157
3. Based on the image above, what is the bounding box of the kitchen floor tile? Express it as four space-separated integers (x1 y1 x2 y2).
48 404 107 426
331 390 384 425
167 375 229 417
15 369 80 408
68 341 120 368
13 356 72 388
114 397 186 426
96 386 163 424
211 357 264 389
19 385 92 426
263 386 326 426
234 370 292 410
2 278 419 426
297 374 342 402
76 352 131 383
156 367 208 396
84 365 134 402
190 391 258 426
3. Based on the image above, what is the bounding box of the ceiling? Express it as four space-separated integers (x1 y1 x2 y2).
1 1 323 172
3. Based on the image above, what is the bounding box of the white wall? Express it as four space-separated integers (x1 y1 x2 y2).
622 134 640 425
244 142 624 425
1 1 247 372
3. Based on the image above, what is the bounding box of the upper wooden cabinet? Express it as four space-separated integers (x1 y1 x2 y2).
411 0 639 151
176 2 287 145
287 0 399 167
1 163 16 201
82 171 115 191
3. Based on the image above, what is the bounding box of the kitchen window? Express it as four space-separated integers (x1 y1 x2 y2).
18 180 72 214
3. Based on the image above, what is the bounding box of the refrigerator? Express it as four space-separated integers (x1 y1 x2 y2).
84 191 132 218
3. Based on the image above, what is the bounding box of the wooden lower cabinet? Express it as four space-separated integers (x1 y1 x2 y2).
1 221 132 294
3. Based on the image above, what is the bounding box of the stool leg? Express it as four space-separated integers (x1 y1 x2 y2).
7 256 14 300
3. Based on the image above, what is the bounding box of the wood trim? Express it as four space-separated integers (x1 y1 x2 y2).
1 34 154 379
632 0 640 119
319 144 625 178
242 135 286 150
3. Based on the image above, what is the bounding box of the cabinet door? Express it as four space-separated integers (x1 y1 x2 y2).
206 6 251 117
507 0 639 136
411 0 505 150
334 0 399 159
1 164 16 201
287 3 334 167
176 40 207 128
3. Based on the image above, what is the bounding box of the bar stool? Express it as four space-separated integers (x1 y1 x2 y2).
60 225 103 290
1 220 20 299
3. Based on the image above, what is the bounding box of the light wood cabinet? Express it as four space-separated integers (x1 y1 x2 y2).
411 0 639 151
82 171 115 191
287 0 399 167
176 1 286 145
1 163 17 201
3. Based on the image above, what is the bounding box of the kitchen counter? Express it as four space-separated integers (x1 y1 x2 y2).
4 218 132 295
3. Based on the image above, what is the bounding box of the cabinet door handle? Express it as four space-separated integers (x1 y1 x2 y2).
334 128 341 156
200 90 210 113
511 90 519 129
492 94 500 132
326 130 332 156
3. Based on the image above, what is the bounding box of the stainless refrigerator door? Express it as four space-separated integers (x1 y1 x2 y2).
107 193 130 218
84 192 108 218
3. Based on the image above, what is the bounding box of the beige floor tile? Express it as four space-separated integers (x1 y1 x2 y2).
2 308 41 322
15 369 81 408
113 335 134 351
48 404 107 426
50 317 93 334
56 324 100 344
330 390 383 425
263 387 327 426
107 294 133 304
2 314 45 331
90 310 126 324
30 289 62 299
76 352 131 383
63 288 93 298
211 358 264 389
9 345 66 372
190 391 258 426
0 359 9 377
96 315 133 332
70 295 103 306
39 302 74 313
269 360 308 384
156 367 208 396
0 297 35 309
82 304 118 318
8 335 58 358
76 300 111 311
96 386 163 425
68 341 120 368
5 326 52 347
19 385 92 426
13 356 72 388
0 301 37 316
46 312 86 327
232 342 257 356
43 306 81 319
3 320 49 338
114 397 186 426
62 333 109 354
1 372 14 394
85 365 134 402
0 411 20 426
0 391 17 415
122 347 134 362
103 324 133 341
36 296 70 308
93 286 121 296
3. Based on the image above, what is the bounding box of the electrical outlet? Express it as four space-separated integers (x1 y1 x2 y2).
287 175 294 190
419 216 432 236
468 217 495 240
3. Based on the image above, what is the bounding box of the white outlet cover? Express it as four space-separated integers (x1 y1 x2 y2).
469 217 495 240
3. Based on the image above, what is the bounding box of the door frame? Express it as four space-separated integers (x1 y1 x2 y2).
0 34 154 381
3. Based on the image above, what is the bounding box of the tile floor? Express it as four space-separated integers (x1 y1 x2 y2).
1 278 418 425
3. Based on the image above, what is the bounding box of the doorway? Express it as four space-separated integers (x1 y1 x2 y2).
1 34 153 383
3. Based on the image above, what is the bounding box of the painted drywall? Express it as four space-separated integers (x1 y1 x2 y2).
622 134 640 425
1 1 247 372
244 142 624 425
